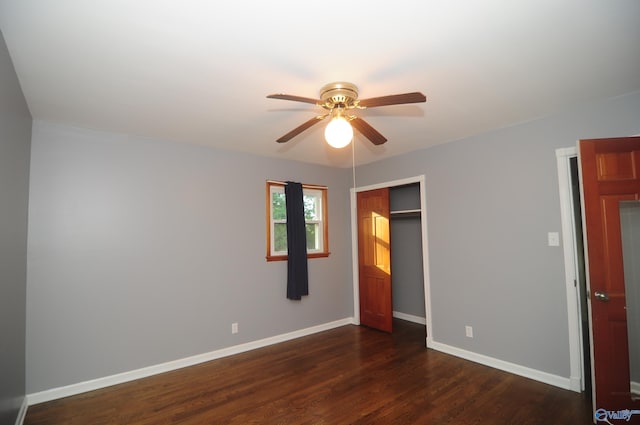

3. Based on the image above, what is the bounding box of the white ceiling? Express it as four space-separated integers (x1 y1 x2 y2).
1 1 639 167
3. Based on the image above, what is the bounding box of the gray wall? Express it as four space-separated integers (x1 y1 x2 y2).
620 202 640 385
26 121 353 394
0 30 31 424
355 91 640 378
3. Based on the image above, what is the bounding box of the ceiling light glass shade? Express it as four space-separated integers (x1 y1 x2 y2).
324 116 353 148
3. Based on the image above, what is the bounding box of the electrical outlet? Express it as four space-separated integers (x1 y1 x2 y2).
231 322 238 334
465 326 473 338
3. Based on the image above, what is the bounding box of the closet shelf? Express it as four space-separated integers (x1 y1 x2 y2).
390 209 421 216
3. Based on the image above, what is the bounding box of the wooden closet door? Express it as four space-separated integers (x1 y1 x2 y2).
357 188 392 332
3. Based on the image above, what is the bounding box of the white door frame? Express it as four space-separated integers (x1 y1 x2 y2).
350 175 434 346
556 146 586 393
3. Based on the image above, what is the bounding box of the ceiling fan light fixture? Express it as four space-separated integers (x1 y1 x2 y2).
324 116 353 148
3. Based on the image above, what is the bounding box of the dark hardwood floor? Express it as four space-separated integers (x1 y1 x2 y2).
25 319 593 424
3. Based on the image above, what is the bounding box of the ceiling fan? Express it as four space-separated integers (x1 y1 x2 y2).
267 82 426 148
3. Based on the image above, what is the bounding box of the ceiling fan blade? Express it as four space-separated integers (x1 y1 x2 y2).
350 117 388 145
267 94 321 105
276 115 327 143
358 92 426 108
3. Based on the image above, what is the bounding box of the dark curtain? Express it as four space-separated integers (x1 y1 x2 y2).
285 181 309 300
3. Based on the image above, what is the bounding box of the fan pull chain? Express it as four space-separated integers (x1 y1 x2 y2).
351 136 356 190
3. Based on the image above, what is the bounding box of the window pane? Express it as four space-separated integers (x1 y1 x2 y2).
274 223 287 252
303 194 319 220
306 223 318 250
272 192 286 220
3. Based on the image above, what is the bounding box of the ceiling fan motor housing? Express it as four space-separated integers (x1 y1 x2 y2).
320 82 359 109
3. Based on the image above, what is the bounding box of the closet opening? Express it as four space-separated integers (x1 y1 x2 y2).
390 183 426 328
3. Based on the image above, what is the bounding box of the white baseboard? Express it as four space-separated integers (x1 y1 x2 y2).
28 317 356 405
392 311 426 325
568 375 582 393
632 381 640 395
427 340 572 391
14 397 28 425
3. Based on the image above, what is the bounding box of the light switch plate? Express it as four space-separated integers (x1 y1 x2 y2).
548 232 560 247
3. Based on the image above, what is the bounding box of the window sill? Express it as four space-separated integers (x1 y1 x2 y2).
266 252 331 262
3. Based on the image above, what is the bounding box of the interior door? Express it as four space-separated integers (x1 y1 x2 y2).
357 188 392 333
579 136 640 415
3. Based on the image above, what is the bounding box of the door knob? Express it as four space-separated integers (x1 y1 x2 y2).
594 291 609 302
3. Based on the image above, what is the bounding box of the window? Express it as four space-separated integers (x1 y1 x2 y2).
266 181 329 261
